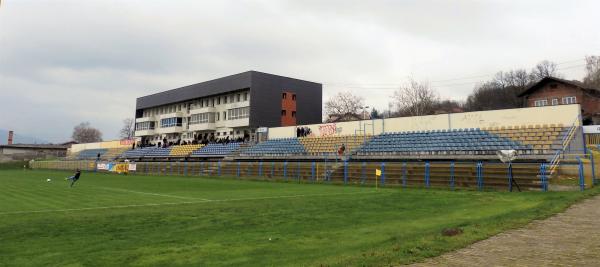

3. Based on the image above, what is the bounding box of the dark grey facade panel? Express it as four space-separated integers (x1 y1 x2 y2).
136 72 252 110
249 72 322 127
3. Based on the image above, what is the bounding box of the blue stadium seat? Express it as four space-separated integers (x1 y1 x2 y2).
191 142 241 157
242 138 306 156
357 128 526 155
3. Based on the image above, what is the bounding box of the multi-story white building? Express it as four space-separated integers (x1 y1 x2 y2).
134 71 322 146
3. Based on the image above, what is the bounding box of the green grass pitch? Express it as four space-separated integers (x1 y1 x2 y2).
0 169 596 266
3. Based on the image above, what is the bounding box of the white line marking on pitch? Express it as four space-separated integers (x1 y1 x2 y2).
94 186 208 201
0 191 380 215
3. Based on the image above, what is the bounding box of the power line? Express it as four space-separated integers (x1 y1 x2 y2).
323 56 592 89
323 61 589 91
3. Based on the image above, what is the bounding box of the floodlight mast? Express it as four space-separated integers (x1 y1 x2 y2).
497 150 521 192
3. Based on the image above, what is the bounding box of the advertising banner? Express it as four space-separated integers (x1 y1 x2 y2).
583 125 600 134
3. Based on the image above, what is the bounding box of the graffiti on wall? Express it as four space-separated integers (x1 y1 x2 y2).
318 123 342 136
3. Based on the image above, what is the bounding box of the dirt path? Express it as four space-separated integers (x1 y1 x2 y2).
410 195 600 266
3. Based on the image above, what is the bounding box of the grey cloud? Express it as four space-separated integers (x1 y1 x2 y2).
0 0 598 142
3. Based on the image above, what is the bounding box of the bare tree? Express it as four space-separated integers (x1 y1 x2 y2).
120 118 135 139
464 69 535 111
431 100 464 114
392 79 439 117
530 60 559 81
583 55 600 89
72 122 102 143
324 92 365 118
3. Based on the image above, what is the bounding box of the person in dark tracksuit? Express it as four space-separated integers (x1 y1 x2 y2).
65 169 81 187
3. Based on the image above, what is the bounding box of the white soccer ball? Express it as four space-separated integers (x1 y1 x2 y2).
47 178 51 182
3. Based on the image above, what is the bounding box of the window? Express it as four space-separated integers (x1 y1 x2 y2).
236 130 240 134
216 112 220 121
227 107 249 120
217 97 221 105
216 132 220 136
189 113 214 124
211 99 215 107
562 96 576 104
281 110 287 116
236 94 241 102
135 121 155 131
230 131 233 135
282 93 287 99
230 95 234 102
223 111 227 120
534 99 548 107
552 98 558 105
292 111 296 118
223 132 227 136
292 94 296 100
243 92 248 101
160 117 182 128
224 96 228 104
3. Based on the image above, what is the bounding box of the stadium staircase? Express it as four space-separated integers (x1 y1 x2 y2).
547 126 579 176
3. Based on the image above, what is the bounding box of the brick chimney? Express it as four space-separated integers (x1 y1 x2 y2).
8 131 13 145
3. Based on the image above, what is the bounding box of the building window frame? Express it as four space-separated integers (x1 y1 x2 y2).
534 99 548 107
562 96 576 105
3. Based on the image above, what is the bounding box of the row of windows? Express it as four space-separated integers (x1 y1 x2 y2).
228 107 250 120
188 107 250 125
160 117 182 128
189 112 215 125
534 96 576 107
191 92 249 109
142 91 250 117
135 121 155 131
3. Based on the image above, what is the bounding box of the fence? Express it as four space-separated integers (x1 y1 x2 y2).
586 134 600 145
30 160 580 191
30 160 96 171
557 151 599 189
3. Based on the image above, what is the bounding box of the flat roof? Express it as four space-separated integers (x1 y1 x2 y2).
135 71 320 110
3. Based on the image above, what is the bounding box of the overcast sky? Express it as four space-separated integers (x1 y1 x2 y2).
1 0 599 143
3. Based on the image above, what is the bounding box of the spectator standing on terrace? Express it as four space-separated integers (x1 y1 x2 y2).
338 144 346 156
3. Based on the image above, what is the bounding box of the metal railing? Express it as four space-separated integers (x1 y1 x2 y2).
548 116 581 175
30 160 573 192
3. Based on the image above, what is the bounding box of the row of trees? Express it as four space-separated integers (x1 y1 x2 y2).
325 57 600 120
